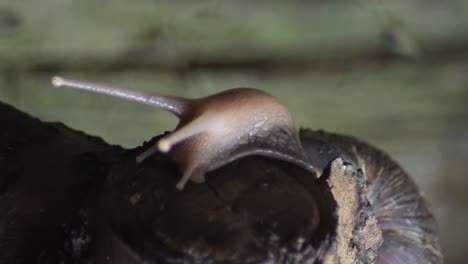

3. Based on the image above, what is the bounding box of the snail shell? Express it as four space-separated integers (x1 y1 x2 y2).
300 130 442 264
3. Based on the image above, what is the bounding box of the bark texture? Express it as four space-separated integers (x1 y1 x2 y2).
0 101 442 263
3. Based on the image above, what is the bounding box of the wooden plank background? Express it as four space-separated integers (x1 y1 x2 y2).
0 0 467 262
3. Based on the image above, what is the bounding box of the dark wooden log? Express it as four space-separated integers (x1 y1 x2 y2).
0 101 403 263
0 101 115 263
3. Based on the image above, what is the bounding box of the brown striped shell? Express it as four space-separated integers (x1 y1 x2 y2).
300 130 442 264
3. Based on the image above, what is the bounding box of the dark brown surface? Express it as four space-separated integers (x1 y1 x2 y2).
0 101 338 263
0 101 440 263
0 101 114 263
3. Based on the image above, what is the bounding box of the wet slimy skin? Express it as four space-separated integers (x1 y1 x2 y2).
52 76 314 190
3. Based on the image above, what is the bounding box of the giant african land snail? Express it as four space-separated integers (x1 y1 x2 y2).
51 76 442 263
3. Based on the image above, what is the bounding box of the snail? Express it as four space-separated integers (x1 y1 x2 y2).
50 76 441 263
51 76 315 190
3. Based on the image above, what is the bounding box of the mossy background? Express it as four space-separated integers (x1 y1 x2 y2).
0 0 467 263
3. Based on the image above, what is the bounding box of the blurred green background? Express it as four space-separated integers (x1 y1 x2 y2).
0 0 467 263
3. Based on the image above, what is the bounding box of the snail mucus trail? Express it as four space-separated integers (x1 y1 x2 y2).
51 76 315 190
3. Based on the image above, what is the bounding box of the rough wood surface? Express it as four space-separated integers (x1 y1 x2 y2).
0 101 391 263
0 101 116 263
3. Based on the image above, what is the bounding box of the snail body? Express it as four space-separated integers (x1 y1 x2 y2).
51 77 314 190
